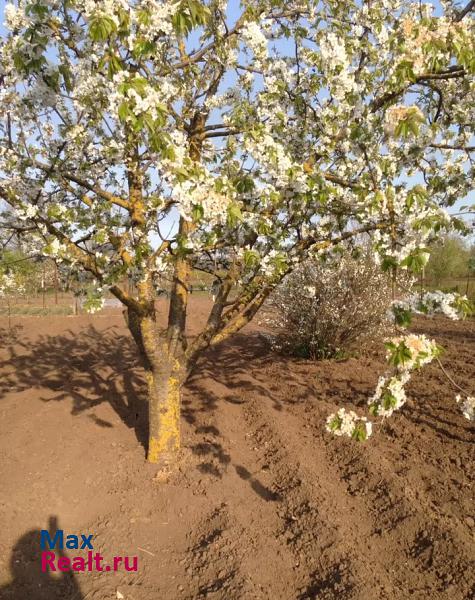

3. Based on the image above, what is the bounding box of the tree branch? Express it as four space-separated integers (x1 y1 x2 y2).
26 157 130 210
455 0 475 21
429 143 475 152
200 222 391 353
371 66 466 112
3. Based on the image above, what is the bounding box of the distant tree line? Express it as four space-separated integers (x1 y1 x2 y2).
425 235 475 288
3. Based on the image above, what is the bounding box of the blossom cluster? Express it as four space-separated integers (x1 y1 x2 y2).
391 291 472 325
368 373 410 418
384 105 425 137
400 15 472 74
386 334 440 370
325 408 373 441
82 293 106 315
171 178 232 225
455 395 475 421
368 334 439 418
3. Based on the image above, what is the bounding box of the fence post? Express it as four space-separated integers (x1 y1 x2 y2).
42 263 46 310
54 261 59 305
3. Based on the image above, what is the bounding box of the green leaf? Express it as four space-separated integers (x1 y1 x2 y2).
132 39 156 59
26 3 49 18
387 341 412 367
137 9 152 25
59 64 73 92
394 60 416 84
107 54 123 78
243 250 259 269
328 415 342 432
89 16 117 42
118 102 130 122
257 220 272 235
172 11 191 35
351 423 367 442
392 306 413 328
401 249 430 273
406 185 427 209
368 403 379 417
227 203 243 227
381 392 397 410
454 296 474 318
131 115 145 132
381 256 398 272
234 176 255 194
191 204 204 222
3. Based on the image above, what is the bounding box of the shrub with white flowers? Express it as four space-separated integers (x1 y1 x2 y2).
0 271 25 298
261 250 404 359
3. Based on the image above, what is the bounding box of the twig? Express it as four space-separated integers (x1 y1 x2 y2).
137 547 155 557
436 357 470 395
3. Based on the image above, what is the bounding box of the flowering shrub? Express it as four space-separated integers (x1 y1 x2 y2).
261 252 402 359
0 271 25 298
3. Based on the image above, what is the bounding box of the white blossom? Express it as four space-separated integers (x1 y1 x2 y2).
455 395 475 421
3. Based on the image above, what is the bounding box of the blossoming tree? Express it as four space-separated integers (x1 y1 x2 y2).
0 0 474 464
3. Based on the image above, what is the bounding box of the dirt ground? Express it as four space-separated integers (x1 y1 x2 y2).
0 297 474 600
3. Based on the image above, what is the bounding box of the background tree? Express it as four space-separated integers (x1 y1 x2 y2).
425 235 471 285
0 0 474 464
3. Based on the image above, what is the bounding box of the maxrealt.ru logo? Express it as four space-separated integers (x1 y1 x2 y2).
40 530 138 573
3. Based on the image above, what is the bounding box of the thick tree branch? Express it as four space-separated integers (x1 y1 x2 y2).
0 183 143 313
455 0 475 21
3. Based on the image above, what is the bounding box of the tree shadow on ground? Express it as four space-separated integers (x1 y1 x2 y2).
0 323 24 345
0 324 281 500
0 516 84 600
0 324 148 451
182 333 303 499
185 332 309 415
298 562 353 599
1 323 468 499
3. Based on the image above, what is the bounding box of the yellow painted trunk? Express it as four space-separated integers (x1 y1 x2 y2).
147 366 181 464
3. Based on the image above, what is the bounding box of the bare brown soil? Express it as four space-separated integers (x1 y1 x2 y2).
0 298 474 600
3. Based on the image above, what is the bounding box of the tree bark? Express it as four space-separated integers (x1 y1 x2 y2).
146 357 183 464
128 310 186 464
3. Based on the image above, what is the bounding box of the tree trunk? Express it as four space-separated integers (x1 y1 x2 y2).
146 358 183 464
126 309 186 465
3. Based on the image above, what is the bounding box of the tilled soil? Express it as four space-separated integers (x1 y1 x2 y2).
0 299 473 600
